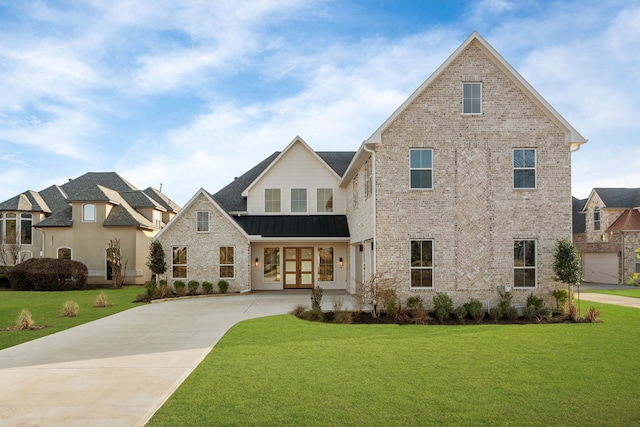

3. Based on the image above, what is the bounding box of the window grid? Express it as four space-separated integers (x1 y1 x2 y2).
462 82 482 114
172 246 187 279
593 207 601 231
265 189 281 213
513 149 536 189
410 149 433 189
317 247 334 282
220 246 235 278
410 240 433 288
513 240 536 288
196 211 210 232
291 189 307 213
317 188 333 213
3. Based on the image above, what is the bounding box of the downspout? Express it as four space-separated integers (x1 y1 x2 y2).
621 231 625 285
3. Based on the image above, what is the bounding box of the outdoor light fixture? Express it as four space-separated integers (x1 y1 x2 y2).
339 257 343 267
255 258 259 267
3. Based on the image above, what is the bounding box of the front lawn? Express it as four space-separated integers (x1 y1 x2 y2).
148 301 640 426
584 288 640 299
0 286 144 350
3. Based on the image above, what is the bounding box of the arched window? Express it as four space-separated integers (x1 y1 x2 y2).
58 247 72 260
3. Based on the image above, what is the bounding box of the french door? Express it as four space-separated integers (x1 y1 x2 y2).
284 247 314 289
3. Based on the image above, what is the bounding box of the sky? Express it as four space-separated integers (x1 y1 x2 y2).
0 0 638 207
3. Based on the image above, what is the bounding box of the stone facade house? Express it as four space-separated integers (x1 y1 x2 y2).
0 172 180 285
157 32 586 307
574 188 640 284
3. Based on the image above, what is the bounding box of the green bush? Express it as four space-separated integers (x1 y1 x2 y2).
218 280 229 294
552 288 569 313
188 280 200 295
526 294 545 312
432 292 453 323
464 298 484 324
498 291 513 316
505 306 519 321
454 305 467 323
524 305 537 321
489 306 502 323
380 288 398 316
406 296 424 312
7 258 88 291
333 310 353 324
145 280 157 300
174 280 186 296
202 281 214 295
310 286 323 310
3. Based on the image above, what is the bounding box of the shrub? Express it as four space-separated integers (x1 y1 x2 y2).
93 292 112 308
310 286 323 311
202 281 214 295
498 291 513 313
489 306 503 323
524 305 537 321
505 306 519 321
145 280 157 300
217 280 229 294
188 280 200 295
568 304 580 322
406 296 424 312
333 310 353 324
15 309 36 330
526 294 545 313
584 307 601 323
174 280 186 296
379 288 398 316
61 301 79 317
7 258 88 291
537 306 552 322
552 288 569 313
302 307 324 322
412 307 430 325
464 298 485 324
290 303 307 317
157 281 171 298
433 292 453 323
454 305 468 323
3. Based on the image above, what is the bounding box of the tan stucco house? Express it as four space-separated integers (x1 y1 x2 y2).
0 172 180 285
574 189 640 284
156 32 586 307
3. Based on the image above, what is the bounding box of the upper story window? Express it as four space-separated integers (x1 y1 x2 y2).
462 82 482 115
153 210 162 228
593 207 601 231
265 189 281 213
513 149 536 189
291 188 307 213
20 213 32 245
352 174 359 209
364 158 372 200
83 204 96 222
410 149 433 189
514 240 536 288
196 211 210 232
317 188 333 213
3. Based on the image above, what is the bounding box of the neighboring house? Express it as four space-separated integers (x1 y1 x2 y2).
574 188 640 284
157 32 586 307
0 172 180 285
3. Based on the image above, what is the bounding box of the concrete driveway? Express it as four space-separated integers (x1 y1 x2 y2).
575 283 640 308
0 291 355 427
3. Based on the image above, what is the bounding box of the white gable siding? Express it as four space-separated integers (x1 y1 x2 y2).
246 142 347 215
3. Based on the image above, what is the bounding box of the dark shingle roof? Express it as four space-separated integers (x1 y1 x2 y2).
572 197 586 234
594 188 640 208
35 206 73 227
143 187 180 213
0 190 50 213
212 151 356 214
234 215 350 238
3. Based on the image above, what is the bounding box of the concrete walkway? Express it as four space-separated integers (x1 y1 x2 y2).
0 291 354 427
577 292 640 308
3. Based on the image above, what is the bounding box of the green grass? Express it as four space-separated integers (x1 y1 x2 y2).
149 302 640 426
0 286 145 350
584 288 640 298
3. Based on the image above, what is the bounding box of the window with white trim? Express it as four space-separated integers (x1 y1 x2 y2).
220 246 235 278
83 204 96 222
196 211 210 232
264 247 280 282
291 189 307 213
172 246 187 278
462 82 482 114
19 213 32 245
514 240 536 288
513 149 536 189
352 174 359 208
1 213 17 244
317 188 333 213
153 210 162 228
265 189 281 213
410 240 433 288
410 149 433 189
593 207 601 231
318 247 334 282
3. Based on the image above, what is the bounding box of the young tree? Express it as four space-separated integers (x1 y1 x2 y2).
553 239 583 307
146 240 167 283
106 238 127 288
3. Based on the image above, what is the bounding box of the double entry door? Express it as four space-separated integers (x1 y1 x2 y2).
284 247 314 289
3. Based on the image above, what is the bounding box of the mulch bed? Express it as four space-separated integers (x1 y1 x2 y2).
313 311 577 325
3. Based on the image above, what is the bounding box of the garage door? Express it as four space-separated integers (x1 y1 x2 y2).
582 253 618 284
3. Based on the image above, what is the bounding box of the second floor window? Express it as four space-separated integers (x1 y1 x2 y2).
317 188 333 213
196 211 210 232
410 149 433 189
83 204 96 222
593 207 601 231
462 82 482 114
265 189 281 213
291 189 307 213
513 149 536 189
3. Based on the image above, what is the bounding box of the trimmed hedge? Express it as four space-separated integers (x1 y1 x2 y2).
6 258 89 291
